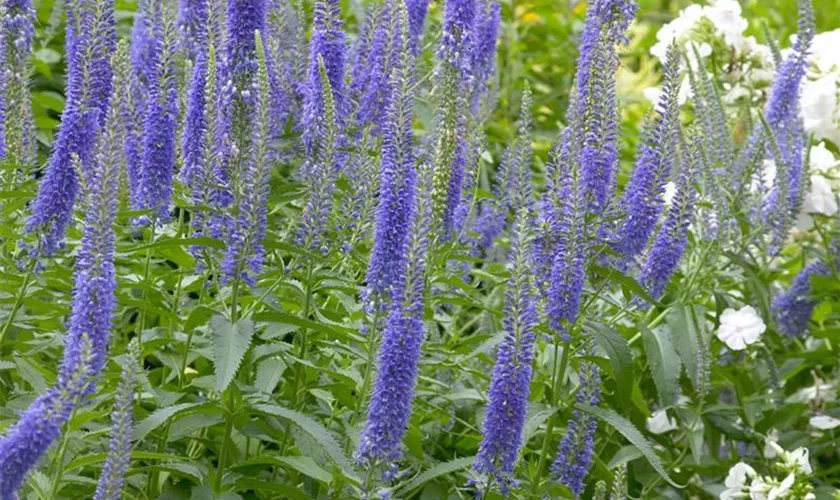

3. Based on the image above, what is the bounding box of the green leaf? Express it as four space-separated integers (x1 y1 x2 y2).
275 456 332 484
211 315 255 393
251 404 357 481
579 405 684 489
65 451 190 471
667 304 710 397
591 323 634 409
640 323 681 407
397 457 474 495
253 310 357 337
134 402 208 442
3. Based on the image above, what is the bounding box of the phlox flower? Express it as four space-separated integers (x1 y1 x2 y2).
716 306 765 350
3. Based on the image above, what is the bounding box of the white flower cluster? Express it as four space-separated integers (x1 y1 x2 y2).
720 444 814 499
650 1 840 154
801 31 840 147
647 0 772 107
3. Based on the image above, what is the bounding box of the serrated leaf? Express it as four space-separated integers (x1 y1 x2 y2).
591 323 634 409
255 357 286 394
668 305 710 397
640 323 681 407
251 404 357 481
579 405 683 489
211 315 255 393
397 457 474 494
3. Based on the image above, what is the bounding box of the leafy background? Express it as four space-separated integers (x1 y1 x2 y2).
1 0 840 499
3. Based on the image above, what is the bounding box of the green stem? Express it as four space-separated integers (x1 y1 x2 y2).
531 335 569 494
349 306 382 428
136 221 158 347
47 409 77 498
278 262 314 457
0 259 36 348
214 388 236 493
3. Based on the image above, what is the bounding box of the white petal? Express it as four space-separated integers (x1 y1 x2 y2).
810 415 840 430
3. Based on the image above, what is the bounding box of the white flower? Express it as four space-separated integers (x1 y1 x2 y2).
717 306 766 350
787 382 836 404
801 74 840 147
749 477 770 500
720 462 756 499
810 142 839 175
767 473 794 500
796 175 839 230
650 1 749 61
764 431 782 459
810 415 840 430
726 462 757 489
810 29 840 75
647 409 678 434
785 447 812 475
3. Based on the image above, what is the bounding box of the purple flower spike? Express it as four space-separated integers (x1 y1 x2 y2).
468 2 501 110
472 206 537 494
94 342 141 500
27 0 116 255
222 32 273 286
551 353 601 498
303 0 346 154
177 0 208 61
135 1 179 220
364 9 417 314
357 162 431 467
638 138 699 303
614 42 681 262
406 0 431 46
2 0 37 166
545 135 586 333
226 0 266 85
773 261 831 337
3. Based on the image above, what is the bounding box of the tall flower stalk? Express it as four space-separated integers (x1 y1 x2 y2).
772 260 831 337
2 0 37 171
135 0 179 220
472 196 537 493
551 353 601 497
0 41 124 496
302 0 346 156
430 0 475 237
613 42 681 262
638 137 699 302
27 0 116 254
221 31 273 286
93 341 141 500
356 162 430 468
364 7 416 314
474 84 533 250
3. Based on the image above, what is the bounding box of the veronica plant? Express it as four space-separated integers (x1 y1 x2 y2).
27 0 116 254
93 341 141 500
1 0 36 172
364 6 416 315
0 39 123 491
